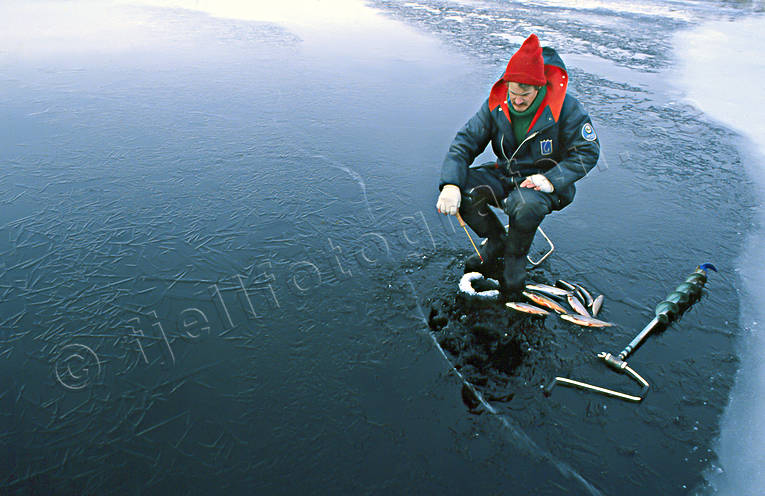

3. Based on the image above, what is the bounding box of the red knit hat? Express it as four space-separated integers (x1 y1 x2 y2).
503 34 546 86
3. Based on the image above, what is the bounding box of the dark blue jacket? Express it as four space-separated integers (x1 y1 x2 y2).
440 47 600 207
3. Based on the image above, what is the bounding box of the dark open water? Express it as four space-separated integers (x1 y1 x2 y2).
0 0 761 494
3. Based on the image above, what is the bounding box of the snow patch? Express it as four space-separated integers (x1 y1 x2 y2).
459 272 500 300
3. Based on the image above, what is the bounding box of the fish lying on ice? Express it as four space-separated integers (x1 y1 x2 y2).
559 313 614 328
591 294 604 316
523 291 567 314
525 283 572 298
566 293 591 317
505 302 550 315
572 282 594 307
557 279 594 308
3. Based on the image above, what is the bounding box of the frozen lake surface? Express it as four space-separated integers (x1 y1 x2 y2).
0 0 761 494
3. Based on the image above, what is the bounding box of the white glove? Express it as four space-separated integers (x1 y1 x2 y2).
528 174 554 193
436 184 461 215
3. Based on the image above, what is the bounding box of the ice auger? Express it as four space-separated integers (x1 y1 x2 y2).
545 263 717 403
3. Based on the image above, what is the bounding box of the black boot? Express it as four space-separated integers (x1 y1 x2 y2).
459 190 507 279
499 189 552 298
500 229 535 298
500 255 527 299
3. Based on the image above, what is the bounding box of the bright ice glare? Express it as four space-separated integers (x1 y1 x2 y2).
676 15 765 496
0 0 441 60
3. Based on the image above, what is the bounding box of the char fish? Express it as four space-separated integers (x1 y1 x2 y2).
506 302 551 315
525 283 572 298
591 294 604 316
567 293 591 317
560 313 614 328
523 291 567 314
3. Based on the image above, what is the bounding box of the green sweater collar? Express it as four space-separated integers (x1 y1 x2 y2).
508 85 547 143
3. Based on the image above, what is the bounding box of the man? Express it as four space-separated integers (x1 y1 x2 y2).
436 34 599 297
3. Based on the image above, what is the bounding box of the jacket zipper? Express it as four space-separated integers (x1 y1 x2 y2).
500 131 540 167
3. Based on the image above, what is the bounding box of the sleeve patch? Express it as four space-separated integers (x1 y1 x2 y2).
581 122 597 142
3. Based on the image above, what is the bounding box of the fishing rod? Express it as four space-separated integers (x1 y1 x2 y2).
545 263 717 403
454 189 554 266
455 211 483 262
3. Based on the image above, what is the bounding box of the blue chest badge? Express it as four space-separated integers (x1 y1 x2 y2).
540 139 553 155
581 122 597 142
